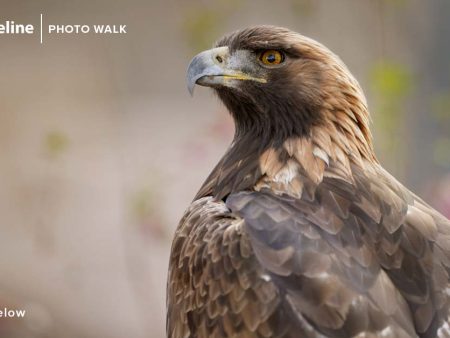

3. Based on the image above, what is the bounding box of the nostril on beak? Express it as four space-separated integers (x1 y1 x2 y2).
216 55 223 63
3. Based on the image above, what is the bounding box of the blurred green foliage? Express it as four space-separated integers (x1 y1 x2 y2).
130 183 168 239
182 0 243 53
131 185 165 229
44 131 69 159
371 62 412 99
369 61 413 175
183 9 223 52
132 187 154 221
290 0 316 17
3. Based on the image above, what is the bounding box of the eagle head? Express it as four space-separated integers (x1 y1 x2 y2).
187 25 377 199
187 25 372 149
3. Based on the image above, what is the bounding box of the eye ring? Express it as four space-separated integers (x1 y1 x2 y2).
259 50 285 66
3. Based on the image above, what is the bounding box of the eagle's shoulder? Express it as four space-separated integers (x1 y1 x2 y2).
168 197 297 337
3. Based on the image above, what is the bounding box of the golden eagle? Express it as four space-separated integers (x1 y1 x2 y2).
167 26 450 338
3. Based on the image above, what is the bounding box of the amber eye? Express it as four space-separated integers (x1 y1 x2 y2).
259 50 284 65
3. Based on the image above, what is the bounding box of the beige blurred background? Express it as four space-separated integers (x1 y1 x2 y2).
0 0 449 337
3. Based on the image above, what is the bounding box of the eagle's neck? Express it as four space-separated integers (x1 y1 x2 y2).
196 91 377 201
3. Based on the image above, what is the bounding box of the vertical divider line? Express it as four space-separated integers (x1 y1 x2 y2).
40 14 43 44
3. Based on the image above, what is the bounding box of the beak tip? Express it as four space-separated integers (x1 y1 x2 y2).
187 77 196 96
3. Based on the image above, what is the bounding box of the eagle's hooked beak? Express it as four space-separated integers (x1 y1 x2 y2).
186 46 266 95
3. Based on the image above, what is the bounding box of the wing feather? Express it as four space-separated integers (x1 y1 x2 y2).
225 162 450 337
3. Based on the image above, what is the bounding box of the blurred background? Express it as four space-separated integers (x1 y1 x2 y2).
0 0 449 337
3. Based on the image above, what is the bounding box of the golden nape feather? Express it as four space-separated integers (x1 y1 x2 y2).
167 26 450 338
